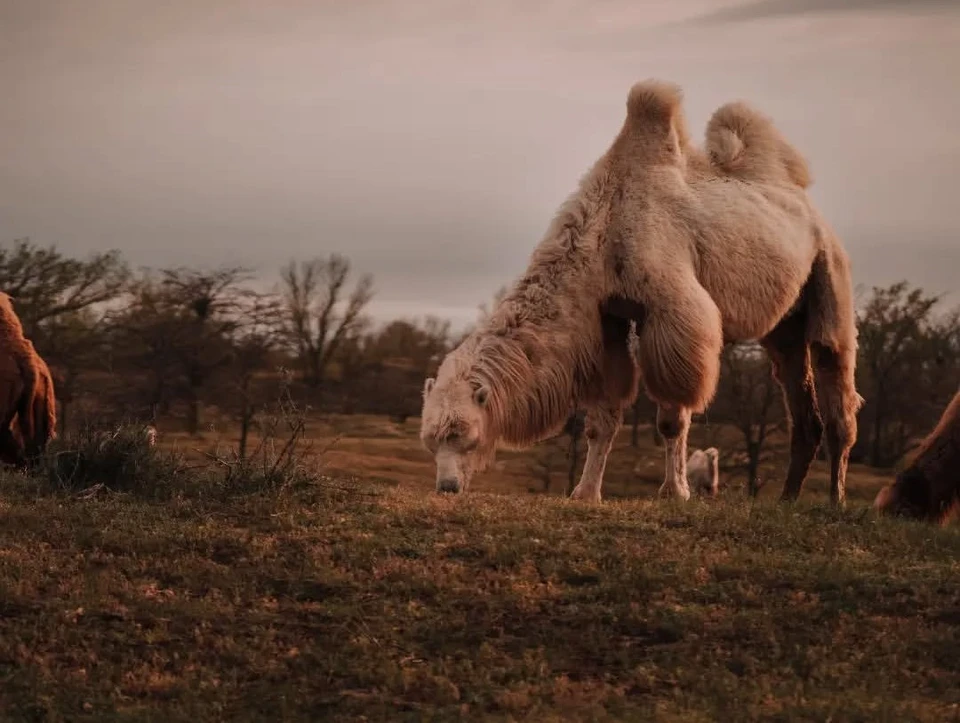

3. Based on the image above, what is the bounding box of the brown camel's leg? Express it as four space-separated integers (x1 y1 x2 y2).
657 403 692 501
0 425 24 467
570 315 638 503
811 343 860 507
762 317 824 502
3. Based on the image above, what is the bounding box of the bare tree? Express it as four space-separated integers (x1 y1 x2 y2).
0 238 128 333
36 308 107 434
160 267 250 435
364 317 450 374
855 282 960 467
0 239 128 432
713 341 785 497
108 267 247 434
227 290 285 460
280 255 374 387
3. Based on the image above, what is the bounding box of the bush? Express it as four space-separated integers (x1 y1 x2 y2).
37 423 183 495
207 383 329 494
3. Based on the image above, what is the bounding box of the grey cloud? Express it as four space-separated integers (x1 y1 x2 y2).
0 1 957 332
685 0 959 26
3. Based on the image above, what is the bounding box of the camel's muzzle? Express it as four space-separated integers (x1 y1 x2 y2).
437 478 461 494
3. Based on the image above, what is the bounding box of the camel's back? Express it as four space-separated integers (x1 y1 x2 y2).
680 178 822 342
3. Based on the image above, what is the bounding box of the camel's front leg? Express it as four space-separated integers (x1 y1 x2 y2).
569 403 623 503
657 403 692 501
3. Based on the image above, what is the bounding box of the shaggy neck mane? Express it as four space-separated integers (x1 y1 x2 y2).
455 167 611 448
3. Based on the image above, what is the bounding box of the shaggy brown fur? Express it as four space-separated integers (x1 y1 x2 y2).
421 79 860 502
873 390 960 526
0 293 57 465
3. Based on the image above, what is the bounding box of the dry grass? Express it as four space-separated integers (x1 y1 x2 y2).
154 412 890 503
0 414 955 721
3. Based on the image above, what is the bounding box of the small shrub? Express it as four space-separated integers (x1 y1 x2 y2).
207 379 332 494
38 423 184 495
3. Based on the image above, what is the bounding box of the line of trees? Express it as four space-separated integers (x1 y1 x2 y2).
2 238 958 474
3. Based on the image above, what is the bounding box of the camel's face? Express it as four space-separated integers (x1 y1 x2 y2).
420 376 492 494
873 468 930 520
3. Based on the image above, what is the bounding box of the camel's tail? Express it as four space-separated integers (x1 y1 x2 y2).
705 101 811 188
804 231 858 363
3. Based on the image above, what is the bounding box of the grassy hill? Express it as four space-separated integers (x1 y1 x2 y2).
1 416 958 722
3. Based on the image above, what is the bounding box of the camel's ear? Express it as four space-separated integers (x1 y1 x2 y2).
473 385 489 407
423 378 435 396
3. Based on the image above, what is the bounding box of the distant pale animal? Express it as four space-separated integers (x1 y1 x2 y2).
687 447 720 497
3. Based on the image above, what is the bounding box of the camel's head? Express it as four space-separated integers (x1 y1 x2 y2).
419 374 495 494
873 467 931 521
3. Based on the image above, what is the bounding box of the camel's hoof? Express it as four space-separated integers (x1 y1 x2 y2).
569 485 601 503
658 483 691 502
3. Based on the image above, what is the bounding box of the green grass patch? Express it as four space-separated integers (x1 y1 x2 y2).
0 475 957 721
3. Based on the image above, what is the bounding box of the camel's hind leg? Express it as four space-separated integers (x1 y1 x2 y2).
570 315 638 503
656 403 692 501
762 311 824 502
811 343 859 506
804 243 862 507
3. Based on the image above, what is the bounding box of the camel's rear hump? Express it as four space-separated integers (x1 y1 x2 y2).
706 101 811 188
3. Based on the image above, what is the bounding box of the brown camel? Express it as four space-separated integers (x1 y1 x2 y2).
0 293 57 465
873 389 960 526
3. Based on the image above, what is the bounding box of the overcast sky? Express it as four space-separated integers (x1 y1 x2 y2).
1 0 958 329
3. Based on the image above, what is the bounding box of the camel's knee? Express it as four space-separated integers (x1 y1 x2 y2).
791 398 824 448
823 411 856 458
656 404 690 441
811 343 860 451
584 406 623 442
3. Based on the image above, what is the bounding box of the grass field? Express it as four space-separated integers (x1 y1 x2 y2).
1 414 958 721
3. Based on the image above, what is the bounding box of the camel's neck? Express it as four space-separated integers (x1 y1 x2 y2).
464 271 604 450
467 329 596 450
454 162 612 449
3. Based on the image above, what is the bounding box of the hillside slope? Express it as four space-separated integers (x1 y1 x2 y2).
0 477 958 721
